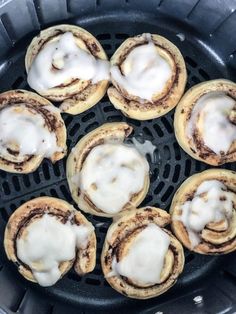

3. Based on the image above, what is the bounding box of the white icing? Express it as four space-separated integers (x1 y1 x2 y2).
110 224 170 285
110 34 172 101
179 180 235 247
78 143 149 214
0 104 62 157
27 32 110 92
16 214 93 287
132 138 156 162
176 33 185 42
187 92 236 154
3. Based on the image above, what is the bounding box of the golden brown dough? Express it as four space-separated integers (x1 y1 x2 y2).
101 207 185 299
67 122 150 217
174 79 236 165
108 33 187 120
170 169 236 254
0 89 67 174
4 197 96 285
25 24 109 115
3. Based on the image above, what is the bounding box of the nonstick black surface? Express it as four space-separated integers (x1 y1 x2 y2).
0 0 235 313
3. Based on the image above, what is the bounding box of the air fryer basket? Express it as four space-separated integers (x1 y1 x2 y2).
0 0 235 313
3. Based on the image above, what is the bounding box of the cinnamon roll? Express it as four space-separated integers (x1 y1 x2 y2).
108 33 187 120
4 197 96 286
67 122 150 217
0 90 66 174
101 207 184 299
174 79 236 165
25 24 109 115
170 169 236 254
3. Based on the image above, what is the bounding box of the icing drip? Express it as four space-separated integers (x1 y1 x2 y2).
110 34 172 101
187 92 236 154
0 104 62 157
110 224 170 285
176 33 185 42
132 138 156 162
16 214 93 287
27 32 110 92
77 143 149 214
179 180 235 247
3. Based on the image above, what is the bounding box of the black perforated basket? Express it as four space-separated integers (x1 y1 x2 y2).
0 0 236 313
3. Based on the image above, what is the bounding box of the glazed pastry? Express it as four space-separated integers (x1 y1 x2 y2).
0 90 67 174
170 169 236 254
67 122 150 217
101 207 184 299
174 79 236 165
108 33 187 120
4 197 96 287
25 24 109 115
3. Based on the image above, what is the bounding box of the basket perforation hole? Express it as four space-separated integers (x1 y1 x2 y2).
0 207 9 222
69 122 80 137
93 268 103 276
107 115 123 122
163 163 171 179
161 185 174 202
198 68 210 80
22 175 30 188
60 184 72 201
96 33 111 40
185 56 197 68
42 162 50 180
153 123 164 137
142 126 153 138
20 199 26 205
150 168 158 183
82 112 95 122
103 105 114 112
101 95 109 103
163 145 171 160
173 142 181 160
103 43 112 50
154 181 165 194
85 278 101 286
12 176 20 191
50 188 59 198
115 33 129 39
85 122 99 133
191 75 201 84
52 163 61 177
10 203 17 212
173 164 181 183
184 159 192 177
11 76 24 89
64 115 73 126
33 171 40 184
2 181 11 195
143 194 153 204
125 119 141 127
161 117 173 133
67 272 81 282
